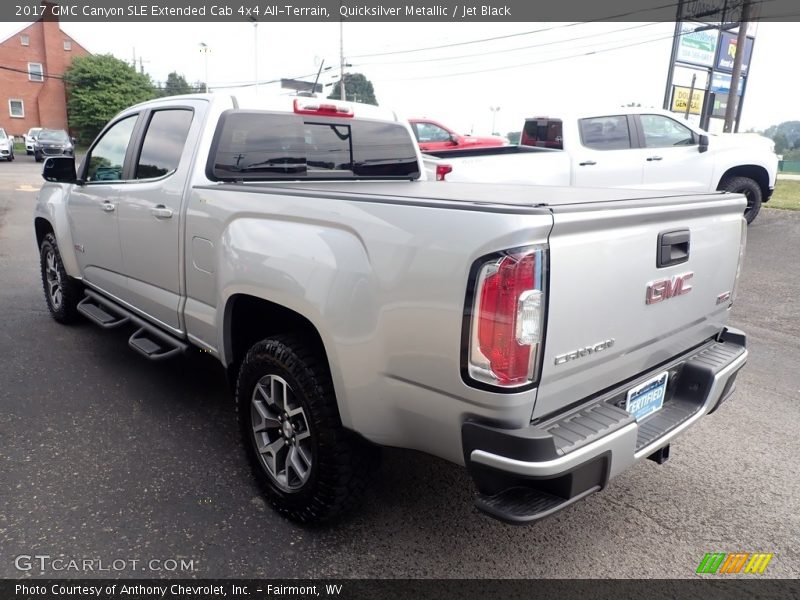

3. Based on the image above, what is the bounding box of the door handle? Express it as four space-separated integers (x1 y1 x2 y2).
100 202 115 212
151 205 173 219
579 160 596 166
646 156 663 161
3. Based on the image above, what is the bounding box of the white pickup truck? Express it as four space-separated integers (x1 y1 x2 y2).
423 107 778 223
34 94 748 524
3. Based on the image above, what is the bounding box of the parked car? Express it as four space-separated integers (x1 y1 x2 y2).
409 118 507 152
35 93 748 525
25 127 42 155
423 107 778 223
33 129 74 163
0 128 14 161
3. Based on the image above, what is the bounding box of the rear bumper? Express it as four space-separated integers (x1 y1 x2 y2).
462 327 747 524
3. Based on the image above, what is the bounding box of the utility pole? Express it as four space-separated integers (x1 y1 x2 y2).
339 17 346 100
723 0 751 132
249 18 259 97
490 106 501 136
199 43 210 93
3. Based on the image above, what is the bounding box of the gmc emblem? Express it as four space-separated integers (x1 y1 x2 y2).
646 272 693 305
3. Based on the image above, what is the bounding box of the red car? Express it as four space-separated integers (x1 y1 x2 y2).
409 118 507 152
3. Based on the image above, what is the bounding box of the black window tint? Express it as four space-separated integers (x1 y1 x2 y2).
210 111 419 180
136 109 193 179
351 121 419 177
86 115 138 182
579 115 631 150
521 119 563 149
212 112 305 178
305 123 353 173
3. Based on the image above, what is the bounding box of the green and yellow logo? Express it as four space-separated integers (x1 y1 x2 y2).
696 552 773 574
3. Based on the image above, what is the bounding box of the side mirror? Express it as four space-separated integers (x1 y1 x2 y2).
71 136 77 144
42 156 78 183
698 134 709 153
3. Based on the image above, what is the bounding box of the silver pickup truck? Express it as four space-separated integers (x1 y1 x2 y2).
34 94 748 524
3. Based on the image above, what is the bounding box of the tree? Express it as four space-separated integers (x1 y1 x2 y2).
764 121 800 150
772 133 789 154
162 72 194 97
327 73 378 105
506 131 521 144
64 54 157 144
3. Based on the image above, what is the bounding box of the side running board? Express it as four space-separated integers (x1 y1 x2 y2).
78 290 188 361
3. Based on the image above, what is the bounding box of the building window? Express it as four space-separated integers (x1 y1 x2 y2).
28 63 44 82
64 40 72 51
20 34 29 46
9 100 24 118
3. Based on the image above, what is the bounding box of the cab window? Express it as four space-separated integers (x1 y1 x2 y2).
135 109 194 179
640 114 695 148
578 115 631 150
85 115 138 182
414 122 452 143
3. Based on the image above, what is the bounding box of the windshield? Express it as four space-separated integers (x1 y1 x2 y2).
0 129 7 140
39 130 70 142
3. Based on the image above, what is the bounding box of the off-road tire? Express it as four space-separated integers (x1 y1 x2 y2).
39 233 82 323
719 176 762 224
236 334 378 524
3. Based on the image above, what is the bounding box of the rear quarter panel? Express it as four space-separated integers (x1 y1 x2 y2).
183 183 553 464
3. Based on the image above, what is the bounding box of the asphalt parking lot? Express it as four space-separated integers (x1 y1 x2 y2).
1 156 798 579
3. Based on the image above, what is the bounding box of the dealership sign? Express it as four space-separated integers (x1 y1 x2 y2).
710 73 744 95
676 22 718 67
716 31 754 74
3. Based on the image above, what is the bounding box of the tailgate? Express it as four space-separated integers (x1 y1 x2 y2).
532 192 746 419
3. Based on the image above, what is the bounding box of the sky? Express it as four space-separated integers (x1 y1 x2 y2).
1 19 798 135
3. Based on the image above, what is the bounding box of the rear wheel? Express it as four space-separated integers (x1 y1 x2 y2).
39 233 82 323
719 176 762 224
236 335 377 524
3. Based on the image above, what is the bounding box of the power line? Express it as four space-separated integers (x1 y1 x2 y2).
362 22 720 82
355 23 662 67
0 64 64 80
349 1 686 59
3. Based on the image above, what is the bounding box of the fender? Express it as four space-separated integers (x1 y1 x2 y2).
34 183 81 279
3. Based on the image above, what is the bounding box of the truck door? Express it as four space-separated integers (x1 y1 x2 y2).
115 106 197 332
67 114 140 299
639 114 713 192
570 114 648 188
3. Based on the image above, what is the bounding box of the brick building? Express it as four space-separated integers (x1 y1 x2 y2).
0 11 90 138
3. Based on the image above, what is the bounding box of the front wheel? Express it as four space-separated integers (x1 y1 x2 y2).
236 335 377 524
719 176 762 224
34 151 42 163
39 233 82 323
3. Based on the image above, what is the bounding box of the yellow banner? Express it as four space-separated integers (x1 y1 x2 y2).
671 86 706 115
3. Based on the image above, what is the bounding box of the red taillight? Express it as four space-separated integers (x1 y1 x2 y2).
467 247 546 388
293 98 354 118
435 164 452 181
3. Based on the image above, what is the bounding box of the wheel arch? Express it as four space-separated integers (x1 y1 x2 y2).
34 216 54 248
716 165 771 201
222 294 337 405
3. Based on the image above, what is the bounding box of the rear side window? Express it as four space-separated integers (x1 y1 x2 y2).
209 111 420 181
579 115 631 150
136 109 194 179
521 119 563 149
